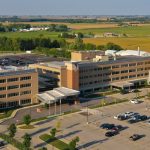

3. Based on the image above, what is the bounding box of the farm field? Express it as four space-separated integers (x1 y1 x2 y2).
75 25 150 37
68 37 150 51
3 22 119 29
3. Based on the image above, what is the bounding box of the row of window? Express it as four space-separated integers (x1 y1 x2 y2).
0 76 31 84
0 99 31 108
0 83 31 91
79 73 148 87
79 62 150 73
0 90 31 99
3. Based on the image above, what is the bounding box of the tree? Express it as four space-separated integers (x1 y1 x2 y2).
69 136 80 150
56 120 61 131
39 147 47 150
50 128 57 138
105 42 123 51
23 114 31 126
8 123 17 138
22 133 31 150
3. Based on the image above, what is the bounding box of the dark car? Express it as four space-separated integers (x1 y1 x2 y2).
0 141 5 147
100 123 110 129
105 130 119 137
128 119 138 124
140 115 148 121
112 125 124 131
105 124 115 130
129 134 142 141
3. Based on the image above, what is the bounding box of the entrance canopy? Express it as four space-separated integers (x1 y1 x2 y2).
111 81 134 88
37 87 80 104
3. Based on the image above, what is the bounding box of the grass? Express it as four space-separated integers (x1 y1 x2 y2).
0 31 59 39
0 109 14 120
19 125 35 129
89 98 129 109
40 134 69 150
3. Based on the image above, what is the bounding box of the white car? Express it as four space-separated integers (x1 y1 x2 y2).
124 112 135 118
130 99 140 104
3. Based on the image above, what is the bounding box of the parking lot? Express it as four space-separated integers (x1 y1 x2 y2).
0 53 67 66
55 100 150 150
6 99 149 150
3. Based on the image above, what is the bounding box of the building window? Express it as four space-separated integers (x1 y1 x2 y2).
129 63 136 67
137 62 143 65
121 76 128 80
0 94 6 98
0 79 6 83
112 71 120 75
8 85 19 90
112 77 120 81
129 69 136 72
0 87 6 91
8 92 19 98
137 68 143 71
112 65 120 69
20 83 31 88
20 90 31 95
129 75 136 78
20 76 31 81
121 70 128 73
7 78 19 82
121 64 128 67
21 99 31 105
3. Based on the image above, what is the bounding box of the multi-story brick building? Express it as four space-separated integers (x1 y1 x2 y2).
29 51 150 94
0 66 38 109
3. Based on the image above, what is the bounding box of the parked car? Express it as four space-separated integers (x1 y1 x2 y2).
129 134 142 141
114 114 123 119
140 115 148 121
105 130 119 137
100 123 110 129
105 124 115 130
130 99 140 104
124 112 135 118
0 141 5 147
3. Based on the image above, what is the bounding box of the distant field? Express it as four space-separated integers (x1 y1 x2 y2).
75 25 150 37
68 37 150 51
3 22 118 29
0 31 59 38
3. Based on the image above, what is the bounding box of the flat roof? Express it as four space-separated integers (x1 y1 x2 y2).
39 61 66 69
77 55 150 67
0 66 36 76
37 87 80 104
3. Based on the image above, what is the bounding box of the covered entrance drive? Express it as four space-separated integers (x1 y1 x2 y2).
37 87 80 115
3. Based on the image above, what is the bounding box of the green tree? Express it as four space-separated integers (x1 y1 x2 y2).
22 133 31 150
50 128 57 138
69 136 80 150
105 42 123 51
8 123 17 138
23 114 31 126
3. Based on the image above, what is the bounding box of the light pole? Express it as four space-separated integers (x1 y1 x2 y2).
59 99 62 115
49 100 51 116
86 101 89 124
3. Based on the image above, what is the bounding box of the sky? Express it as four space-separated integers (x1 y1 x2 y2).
0 0 150 16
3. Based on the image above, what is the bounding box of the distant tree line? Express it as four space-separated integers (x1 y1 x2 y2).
0 16 150 23
0 36 123 58
0 37 61 51
0 23 31 32
47 24 69 32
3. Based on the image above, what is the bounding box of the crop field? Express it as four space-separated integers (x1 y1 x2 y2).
75 25 150 37
4 22 118 29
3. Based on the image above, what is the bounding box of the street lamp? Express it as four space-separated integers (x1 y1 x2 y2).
59 99 62 115
86 101 89 124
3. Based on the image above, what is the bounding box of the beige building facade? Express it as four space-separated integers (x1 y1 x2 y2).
0 68 38 109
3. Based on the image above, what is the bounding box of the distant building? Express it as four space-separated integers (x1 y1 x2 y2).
0 66 38 109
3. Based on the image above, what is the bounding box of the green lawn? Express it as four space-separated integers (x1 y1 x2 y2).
0 109 14 120
40 134 69 150
0 31 59 38
19 125 35 129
